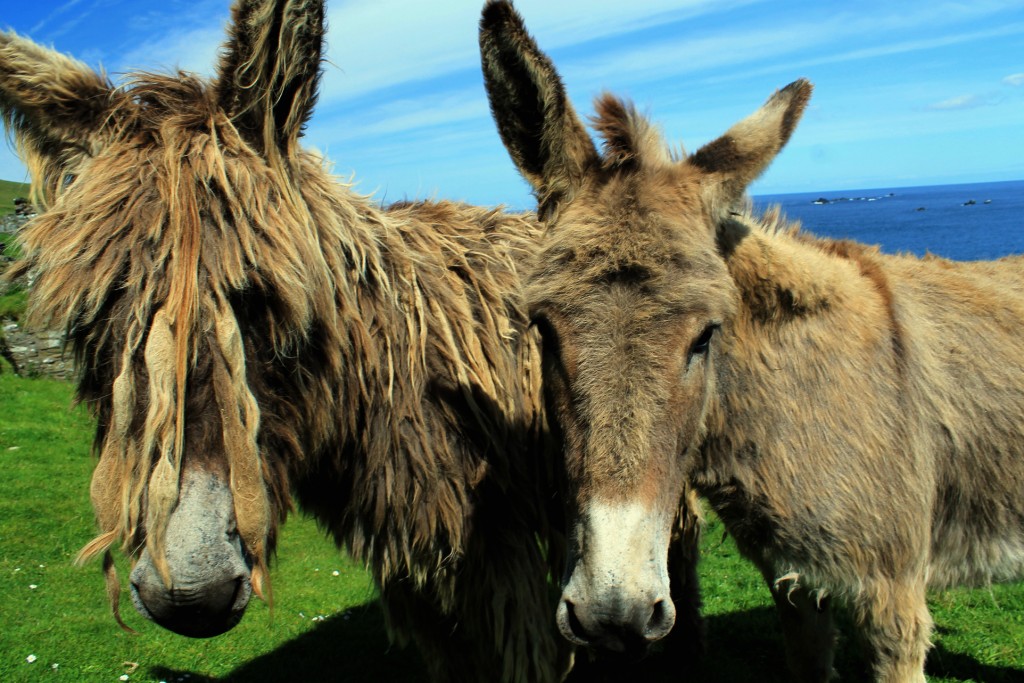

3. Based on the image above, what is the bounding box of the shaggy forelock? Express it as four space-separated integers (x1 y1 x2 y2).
17 72 345 595
15 64 546 610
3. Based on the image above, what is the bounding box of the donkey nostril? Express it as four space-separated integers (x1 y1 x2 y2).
644 599 675 641
564 600 587 639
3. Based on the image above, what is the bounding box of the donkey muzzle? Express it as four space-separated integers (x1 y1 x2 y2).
129 467 253 638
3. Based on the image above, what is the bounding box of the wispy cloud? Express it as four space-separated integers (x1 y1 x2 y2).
319 0 762 103
926 94 988 111
28 0 86 35
315 4 1023 152
115 25 223 76
2 0 1021 195
725 22 1024 86
113 0 226 76
322 91 490 143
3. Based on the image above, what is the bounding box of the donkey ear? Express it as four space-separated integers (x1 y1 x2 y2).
216 0 325 161
689 79 812 212
480 0 598 219
0 32 113 195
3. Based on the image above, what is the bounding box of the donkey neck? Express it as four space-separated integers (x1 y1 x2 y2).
296 182 539 450
696 208 901 482
720 210 886 326
290 183 545 581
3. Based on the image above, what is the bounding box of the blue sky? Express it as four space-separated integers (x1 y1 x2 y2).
2 0 1022 208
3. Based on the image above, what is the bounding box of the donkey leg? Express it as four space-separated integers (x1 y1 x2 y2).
379 577 518 683
764 574 837 683
660 490 705 663
450 521 574 683
856 577 932 683
377 580 462 682
379 536 571 683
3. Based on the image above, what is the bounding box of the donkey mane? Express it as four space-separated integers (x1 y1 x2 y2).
722 204 902 327
591 94 682 170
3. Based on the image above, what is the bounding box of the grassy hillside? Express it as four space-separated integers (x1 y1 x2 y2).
1 374 1022 681
0 178 30 215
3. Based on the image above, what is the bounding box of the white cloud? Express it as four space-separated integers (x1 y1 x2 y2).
28 0 86 36
926 94 988 111
115 25 223 77
558 23 819 95
319 91 489 142
3 0 1021 196
320 0 761 103
930 94 980 110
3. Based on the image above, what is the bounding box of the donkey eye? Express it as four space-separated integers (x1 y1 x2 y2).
689 323 719 358
61 173 77 189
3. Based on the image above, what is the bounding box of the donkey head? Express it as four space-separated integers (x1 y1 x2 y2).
1 0 331 637
481 0 811 655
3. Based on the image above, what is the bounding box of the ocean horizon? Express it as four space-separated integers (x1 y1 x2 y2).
3 177 1022 262
753 179 1024 261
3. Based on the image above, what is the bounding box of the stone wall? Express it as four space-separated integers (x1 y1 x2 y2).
1 208 74 380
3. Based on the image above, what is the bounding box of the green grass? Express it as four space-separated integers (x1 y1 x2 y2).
0 179 30 215
1 374 1023 682
0 375 423 682
0 232 23 261
0 285 27 321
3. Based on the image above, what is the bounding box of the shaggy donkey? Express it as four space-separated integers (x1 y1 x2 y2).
480 2 1024 681
1 1 575 680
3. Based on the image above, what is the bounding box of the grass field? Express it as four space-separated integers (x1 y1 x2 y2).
1 374 1022 682
0 284 26 321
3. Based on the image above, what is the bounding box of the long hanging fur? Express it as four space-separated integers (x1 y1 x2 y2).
2 3 570 680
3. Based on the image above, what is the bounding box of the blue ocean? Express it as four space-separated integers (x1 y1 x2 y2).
753 179 1024 261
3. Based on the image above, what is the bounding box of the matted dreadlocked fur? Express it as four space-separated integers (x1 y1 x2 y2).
2 3 568 679
9 69 552 600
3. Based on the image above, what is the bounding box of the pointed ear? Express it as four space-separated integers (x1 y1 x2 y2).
479 0 598 220
216 0 325 162
0 31 114 202
689 79 812 212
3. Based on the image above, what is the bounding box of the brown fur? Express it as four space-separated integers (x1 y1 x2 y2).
480 2 1024 681
2 3 571 681
482 0 706 660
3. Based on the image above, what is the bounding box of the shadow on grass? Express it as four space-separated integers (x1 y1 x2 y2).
926 642 1024 683
150 601 425 683
568 605 792 682
146 603 1024 682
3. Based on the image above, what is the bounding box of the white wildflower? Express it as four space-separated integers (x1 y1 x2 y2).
29 584 37 589
332 570 339 576
26 655 37 663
